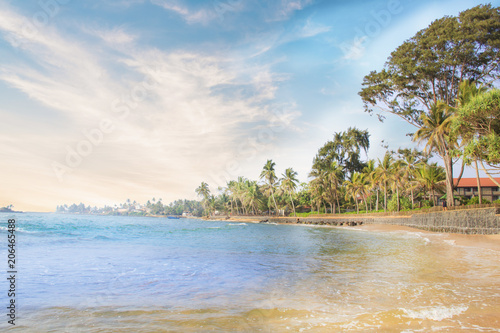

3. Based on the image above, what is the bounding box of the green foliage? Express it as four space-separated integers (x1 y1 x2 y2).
387 195 411 212
454 89 500 165
421 200 433 208
467 197 491 205
314 127 370 177
360 4 500 125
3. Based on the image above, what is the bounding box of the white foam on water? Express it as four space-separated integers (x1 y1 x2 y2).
0 226 37 233
229 223 247 226
444 239 456 246
401 305 468 321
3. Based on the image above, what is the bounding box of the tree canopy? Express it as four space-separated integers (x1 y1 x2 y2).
359 4 500 126
314 127 370 178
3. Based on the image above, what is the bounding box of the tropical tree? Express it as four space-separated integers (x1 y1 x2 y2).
359 4 500 207
414 163 446 206
413 102 456 207
280 168 299 216
260 160 279 214
314 127 370 178
243 180 262 215
453 80 489 202
344 172 369 213
195 182 211 215
375 152 395 212
399 149 425 209
454 88 500 187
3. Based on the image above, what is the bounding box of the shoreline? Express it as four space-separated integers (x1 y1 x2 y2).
214 216 500 253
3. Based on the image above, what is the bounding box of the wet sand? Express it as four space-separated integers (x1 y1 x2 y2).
354 223 500 252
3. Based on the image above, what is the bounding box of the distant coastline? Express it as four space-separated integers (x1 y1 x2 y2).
0 207 22 213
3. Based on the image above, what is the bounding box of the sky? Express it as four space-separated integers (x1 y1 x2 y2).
1 0 497 212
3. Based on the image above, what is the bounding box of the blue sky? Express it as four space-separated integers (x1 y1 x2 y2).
0 0 495 211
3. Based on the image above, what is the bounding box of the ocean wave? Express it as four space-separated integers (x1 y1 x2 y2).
228 223 247 226
401 305 468 321
0 226 38 233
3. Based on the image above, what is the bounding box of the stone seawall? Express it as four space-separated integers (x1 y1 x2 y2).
234 207 500 235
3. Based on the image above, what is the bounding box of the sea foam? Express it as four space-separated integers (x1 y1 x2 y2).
401 305 468 321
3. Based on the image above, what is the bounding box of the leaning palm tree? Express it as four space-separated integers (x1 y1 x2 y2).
260 160 279 215
280 168 299 216
413 102 456 208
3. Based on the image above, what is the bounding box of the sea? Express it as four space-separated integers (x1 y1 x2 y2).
0 213 499 332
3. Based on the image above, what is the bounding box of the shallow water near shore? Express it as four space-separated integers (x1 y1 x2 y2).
1 213 499 332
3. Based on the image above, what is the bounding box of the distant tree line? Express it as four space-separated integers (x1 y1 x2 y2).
56 198 203 217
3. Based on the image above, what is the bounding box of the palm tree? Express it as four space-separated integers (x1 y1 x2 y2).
363 160 376 211
260 160 279 215
414 163 446 206
195 182 211 215
242 180 261 215
280 168 299 216
400 153 421 209
344 172 368 213
454 80 489 204
375 152 394 212
390 159 404 212
413 102 456 207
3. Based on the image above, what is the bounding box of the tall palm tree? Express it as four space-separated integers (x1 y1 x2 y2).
390 159 404 212
413 102 456 207
454 80 489 204
375 152 394 212
195 182 211 215
400 153 421 209
280 168 299 216
363 160 376 211
260 160 279 215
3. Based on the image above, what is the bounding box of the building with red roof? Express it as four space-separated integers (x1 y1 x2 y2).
454 178 500 202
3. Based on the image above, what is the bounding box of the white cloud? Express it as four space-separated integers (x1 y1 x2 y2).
87 27 136 45
150 0 218 24
0 5 301 210
300 20 331 38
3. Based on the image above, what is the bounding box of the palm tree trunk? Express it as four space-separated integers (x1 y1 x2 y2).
289 192 296 216
480 160 500 186
376 188 379 211
411 188 414 210
271 189 278 215
396 187 400 212
475 158 482 204
443 152 454 207
384 181 388 212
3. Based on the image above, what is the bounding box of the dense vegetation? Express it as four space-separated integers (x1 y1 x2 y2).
56 199 203 217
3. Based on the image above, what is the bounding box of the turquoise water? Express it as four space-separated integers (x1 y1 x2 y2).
1 213 499 332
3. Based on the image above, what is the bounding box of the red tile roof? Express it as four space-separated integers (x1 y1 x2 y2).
454 178 500 187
